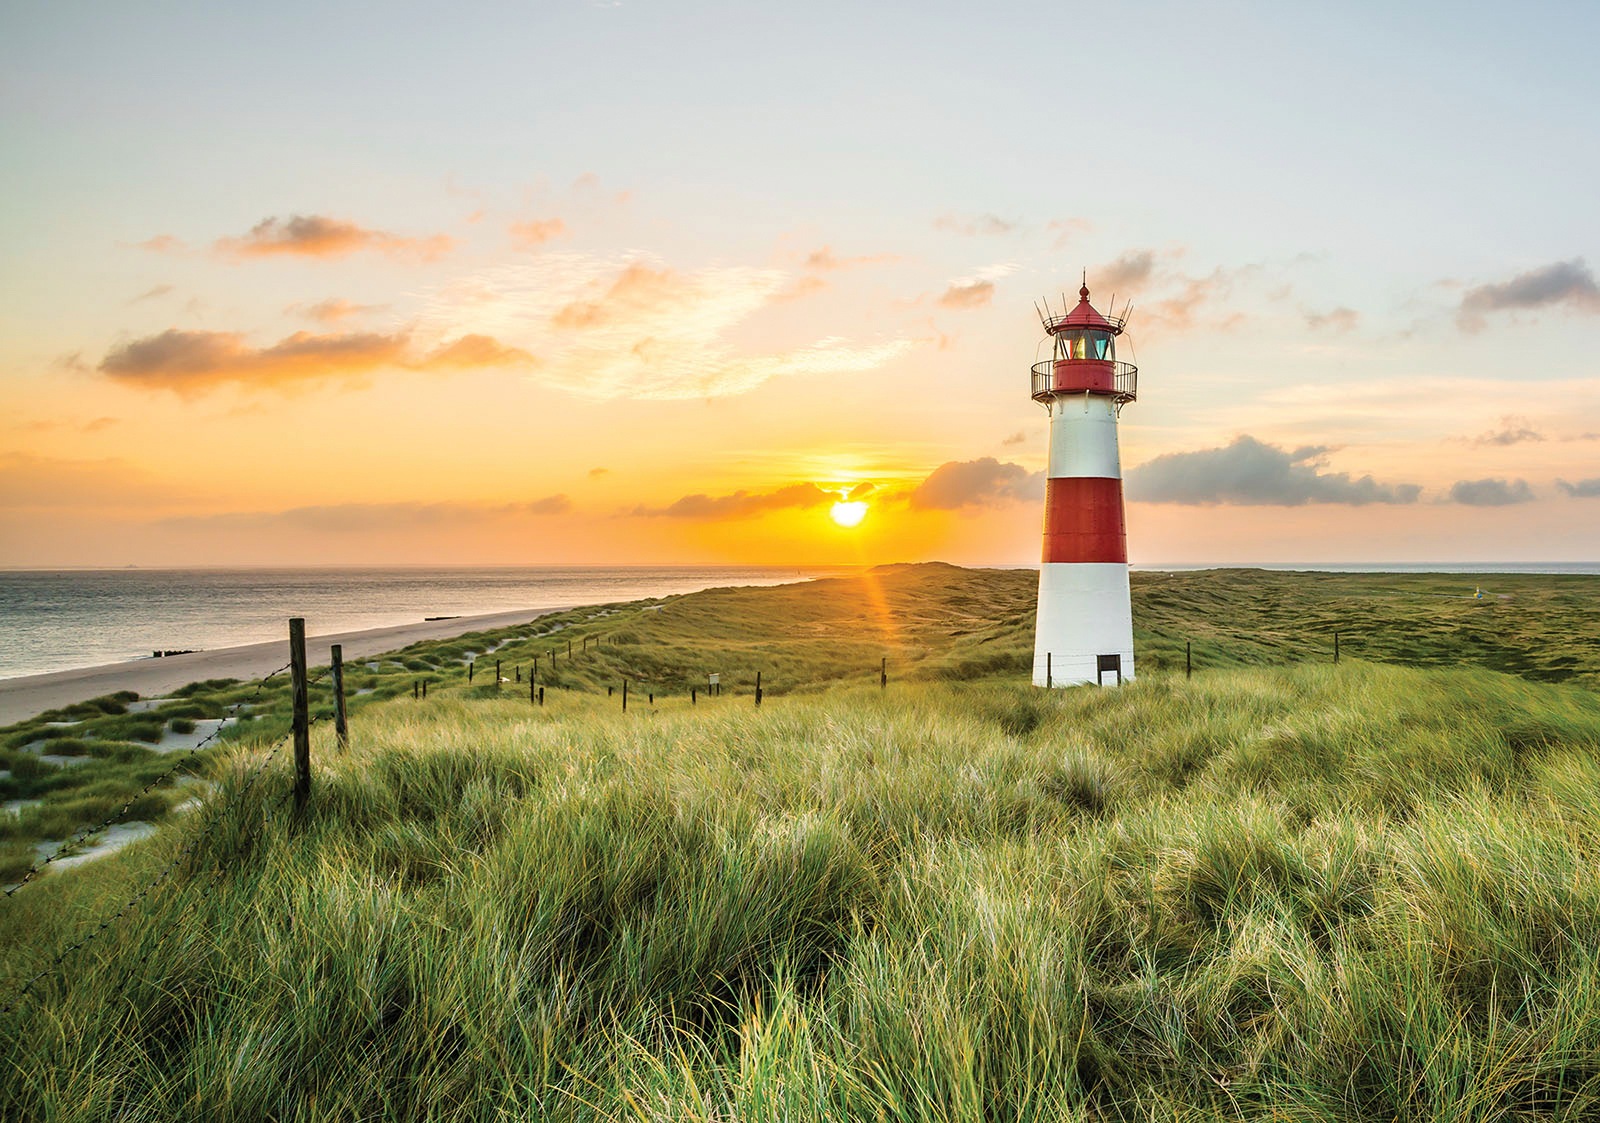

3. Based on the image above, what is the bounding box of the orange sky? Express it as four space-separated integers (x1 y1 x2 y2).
3 3 1598 567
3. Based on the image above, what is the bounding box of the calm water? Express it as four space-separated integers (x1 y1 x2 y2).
0 566 843 680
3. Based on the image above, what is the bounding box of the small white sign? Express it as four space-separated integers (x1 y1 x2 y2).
707 673 720 686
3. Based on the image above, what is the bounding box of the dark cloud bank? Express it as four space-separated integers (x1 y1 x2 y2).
1125 436 1421 506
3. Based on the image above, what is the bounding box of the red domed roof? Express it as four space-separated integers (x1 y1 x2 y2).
1044 283 1125 335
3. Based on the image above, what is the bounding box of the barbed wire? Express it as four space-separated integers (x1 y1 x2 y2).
0 724 300 1016
5 660 295 898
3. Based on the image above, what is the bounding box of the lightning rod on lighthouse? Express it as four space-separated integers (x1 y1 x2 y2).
1030 280 1138 688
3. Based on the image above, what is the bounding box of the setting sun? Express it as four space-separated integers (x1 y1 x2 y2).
830 500 868 528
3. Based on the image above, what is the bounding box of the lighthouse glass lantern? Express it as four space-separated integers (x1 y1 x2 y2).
1029 282 1138 688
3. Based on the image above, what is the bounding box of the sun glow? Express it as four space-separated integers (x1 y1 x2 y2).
830 500 868 528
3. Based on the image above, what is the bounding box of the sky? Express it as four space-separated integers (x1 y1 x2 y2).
3 0 1598 567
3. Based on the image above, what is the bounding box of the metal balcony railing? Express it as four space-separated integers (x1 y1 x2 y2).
1031 360 1138 405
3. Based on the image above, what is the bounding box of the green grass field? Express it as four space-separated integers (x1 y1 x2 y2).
3 565 1599 1121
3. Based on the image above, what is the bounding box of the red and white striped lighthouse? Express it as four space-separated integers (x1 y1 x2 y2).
1030 281 1138 688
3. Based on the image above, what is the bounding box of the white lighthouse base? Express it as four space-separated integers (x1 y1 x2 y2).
1032 562 1136 688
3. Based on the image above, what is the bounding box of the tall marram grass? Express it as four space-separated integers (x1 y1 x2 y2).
4 661 1600 1120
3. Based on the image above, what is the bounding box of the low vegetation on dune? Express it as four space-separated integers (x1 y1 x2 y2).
3 564 1600 1120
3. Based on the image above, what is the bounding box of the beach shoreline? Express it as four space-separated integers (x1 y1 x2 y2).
0 606 563 726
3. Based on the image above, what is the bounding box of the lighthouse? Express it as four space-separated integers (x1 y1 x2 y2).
1030 281 1137 688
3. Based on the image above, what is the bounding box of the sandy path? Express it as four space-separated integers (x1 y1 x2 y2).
0 606 562 726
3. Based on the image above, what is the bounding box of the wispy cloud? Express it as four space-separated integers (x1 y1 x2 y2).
416 254 914 400
803 246 896 271
128 284 174 305
215 214 454 261
1464 415 1544 447
939 281 993 309
162 497 573 532
1126 436 1422 506
1047 218 1092 250
1457 259 1600 332
1447 478 1534 506
1305 305 1359 332
632 482 836 519
1093 250 1157 293
289 298 383 324
99 328 533 393
933 212 1016 237
135 235 185 254
509 217 568 249
909 458 1043 510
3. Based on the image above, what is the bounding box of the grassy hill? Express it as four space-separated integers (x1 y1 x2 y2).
3 565 1600 1121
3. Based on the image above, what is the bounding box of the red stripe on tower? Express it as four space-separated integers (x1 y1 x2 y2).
1041 477 1127 563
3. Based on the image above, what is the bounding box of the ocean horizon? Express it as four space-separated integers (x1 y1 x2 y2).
0 565 844 682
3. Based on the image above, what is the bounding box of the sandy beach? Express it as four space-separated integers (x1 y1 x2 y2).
0 606 561 726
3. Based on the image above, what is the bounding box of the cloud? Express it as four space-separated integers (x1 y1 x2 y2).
1125 435 1422 506
1047 218 1092 250
1094 250 1157 294
129 284 174 305
633 482 836 520
1305 305 1359 332
1448 478 1535 506
1466 416 1544 447
290 298 382 324
939 281 994 309
1001 430 1026 446
99 327 533 392
772 275 829 302
588 467 610 478
215 215 454 261
909 458 1043 510
803 246 895 271
845 482 876 500
136 235 184 254
416 254 913 400
163 497 571 533
510 217 567 249
933 212 1016 237
1557 478 1600 498
1456 259 1600 332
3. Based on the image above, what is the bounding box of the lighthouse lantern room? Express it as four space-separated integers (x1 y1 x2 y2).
1029 281 1138 688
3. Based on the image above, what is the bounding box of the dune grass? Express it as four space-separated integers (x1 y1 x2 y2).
3 564 1600 1120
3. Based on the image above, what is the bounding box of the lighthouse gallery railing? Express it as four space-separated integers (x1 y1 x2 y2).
1030 360 1138 405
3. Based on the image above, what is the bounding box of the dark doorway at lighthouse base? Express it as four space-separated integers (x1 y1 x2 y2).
1096 653 1124 686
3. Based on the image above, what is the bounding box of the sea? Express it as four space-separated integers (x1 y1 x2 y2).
0 566 845 681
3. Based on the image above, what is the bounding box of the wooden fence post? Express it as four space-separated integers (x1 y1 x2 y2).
1046 653 1052 689
755 671 763 707
1186 641 1192 680
495 659 501 688
331 643 349 751
290 618 310 810
539 686 544 706
691 688 697 705
413 680 419 699
622 680 628 712
469 660 474 683
880 657 887 689
568 639 572 658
